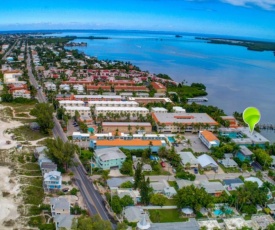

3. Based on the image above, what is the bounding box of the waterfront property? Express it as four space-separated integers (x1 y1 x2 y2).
236 146 253 162
93 147 126 170
72 132 90 140
102 122 152 134
64 106 91 117
40 162 57 175
128 97 172 105
43 171 62 191
152 112 218 133
50 197 70 217
198 130 220 149
220 116 239 128
94 106 149 120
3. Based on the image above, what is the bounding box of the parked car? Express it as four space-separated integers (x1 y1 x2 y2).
194 168 198 174
160 161 166 168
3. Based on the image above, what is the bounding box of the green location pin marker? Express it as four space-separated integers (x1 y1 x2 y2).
243 107 261 133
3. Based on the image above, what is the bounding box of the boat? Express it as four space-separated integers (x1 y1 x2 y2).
187 97 208 102
175 35 182 38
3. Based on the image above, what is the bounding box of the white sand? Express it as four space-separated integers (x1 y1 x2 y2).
0 167 20 228
0 119 22 150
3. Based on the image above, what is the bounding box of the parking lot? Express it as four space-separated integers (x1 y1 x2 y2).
67 119 81 136
174 133 209 153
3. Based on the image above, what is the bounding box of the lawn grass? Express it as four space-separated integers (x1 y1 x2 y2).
168 181 179 191
164 198 177 206
11 125 50 141
149 209 188 223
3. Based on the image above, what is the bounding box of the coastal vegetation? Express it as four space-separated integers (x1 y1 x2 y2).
197 37 275 53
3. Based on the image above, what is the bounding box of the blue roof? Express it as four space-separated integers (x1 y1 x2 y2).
223 178 243 186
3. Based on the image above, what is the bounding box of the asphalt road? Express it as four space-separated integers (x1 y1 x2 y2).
26 45 114 226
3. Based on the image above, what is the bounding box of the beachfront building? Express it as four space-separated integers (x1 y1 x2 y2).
56 94 122 101
102 122 152 134
89 101 139 108
220 116 239 128
128 97 172 105
199 130 220 149
3 70 22 83
236 146 254 162
64 106 91 117
151 81 167 93
152 112 219 133
43 171 62 191
72 132 90 141
93 147 126 170
173 106 186 113
59 100 85 107
178 151 198 168
94 107 149 120
12 89 31 99
50 197 70 217
89 133 166 152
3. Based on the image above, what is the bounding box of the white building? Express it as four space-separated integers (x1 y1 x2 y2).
178 151 198 168
45 82 57 91
88 101 139 108
94 107 149 118
199 130 220 149
12 89 31 99
59 100 85 107
64 106 91 116
173 106 186 113
73 84 84 94
3 71 22 83
151 107 168 113
59 84 70 91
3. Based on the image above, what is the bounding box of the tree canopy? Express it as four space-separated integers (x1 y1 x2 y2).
72 215 112 230
45 137 77 171
30 103 54 134
175 185 213 212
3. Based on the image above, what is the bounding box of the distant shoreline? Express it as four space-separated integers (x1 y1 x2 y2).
196 37 275 54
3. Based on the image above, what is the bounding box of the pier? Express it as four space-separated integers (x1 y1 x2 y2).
187 97 208 102
257 124 275 130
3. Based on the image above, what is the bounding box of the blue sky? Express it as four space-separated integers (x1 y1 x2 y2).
1 0 275 38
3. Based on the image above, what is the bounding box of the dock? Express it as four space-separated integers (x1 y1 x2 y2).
187 97 208 102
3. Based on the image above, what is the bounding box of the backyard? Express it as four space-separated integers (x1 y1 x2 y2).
148 209 188 223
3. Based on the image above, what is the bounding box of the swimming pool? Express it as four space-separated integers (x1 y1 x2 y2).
168 136 175 143
213 208 233 216
88 127 94 133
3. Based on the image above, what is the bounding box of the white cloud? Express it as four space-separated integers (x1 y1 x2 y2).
221 0 275 10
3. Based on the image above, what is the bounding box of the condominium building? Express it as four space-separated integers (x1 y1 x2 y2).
94 107 149 118
64 106 91 116
198 130 220 149
128 97 172 105
152 112 218 133
102 122 152 133
88 101 139 108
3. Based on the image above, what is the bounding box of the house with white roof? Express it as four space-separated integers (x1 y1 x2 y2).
50 197 70 217
54 215 75 230
123 207 148 223
43 171 62 191
178 151 198 168
150 179 177 198
93 147 126 170
244 177 263 187
197 154 218 171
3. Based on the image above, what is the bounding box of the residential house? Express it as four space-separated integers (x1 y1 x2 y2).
150 180 177 198
150 219 200 230
40 162 57 175
133 162 152 172
244 177 263 187
236 146 253 162
223 178 244 191
151 107 168 113
38 153 52 167
34 146 47 159
123 206 148 223
173 106 186 113
12 89 31 99
43 171 62 191
197 154 218 171
3 70 22 83
224 217 250 230
199 130 220 149
54 214 75 230
251 215 275 230
45 82 57 91
117 189 141 204
151 82 167 93
178 151 198 168
220 157 238 168
93 147 126 170
176 179 196 190
106 177 134 188
50 197 70 217
200 181 225 197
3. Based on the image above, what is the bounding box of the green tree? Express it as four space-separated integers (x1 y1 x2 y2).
117 222 129 230
253 148 272 169
140 177 151 205
30 103 54 134
120 161 133 175
175 185 213 212
111 195 123 214
134 162 142 189
73 215 111 230
120 195 134 207
150 193 167 206
45 137 76 171
120 181 133 188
